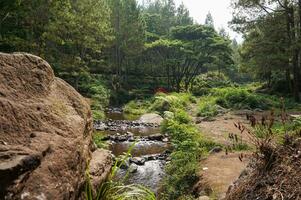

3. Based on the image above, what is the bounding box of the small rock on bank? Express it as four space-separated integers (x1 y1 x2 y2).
139 113 163 125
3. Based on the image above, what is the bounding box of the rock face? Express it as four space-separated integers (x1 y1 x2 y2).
0 53 93 199
89 150 112 195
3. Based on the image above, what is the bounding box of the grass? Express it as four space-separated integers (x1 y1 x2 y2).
92 110 106 120
123 100 150 115
93 131 108 149
123 92 196 116
196 84 301 119
160 106 218 199
197 96 219 117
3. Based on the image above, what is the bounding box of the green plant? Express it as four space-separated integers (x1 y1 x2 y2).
214 87 270 110
160 108 209 199
198 102 219 118
173 109 192 124
191 72 232 96
92 110 106 121
123 100 150 115
227 133 250 152
93 132 108 149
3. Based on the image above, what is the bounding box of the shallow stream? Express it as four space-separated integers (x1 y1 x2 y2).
97 109 170 193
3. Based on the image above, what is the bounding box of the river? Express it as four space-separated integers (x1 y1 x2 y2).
94 108 171 193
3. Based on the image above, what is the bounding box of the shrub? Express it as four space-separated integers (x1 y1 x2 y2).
92 110 106 121
87 81 110 120
173 109 192 124
214 87 270 110
198 101 219 117
160 108 217 199
93 131 108 149
149 93 196 113
149 93 184 112
90 84 110 110
123 100 150 115
191 72 232 96
123 93 197 115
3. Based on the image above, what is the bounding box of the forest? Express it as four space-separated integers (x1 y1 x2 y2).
1 0 301 200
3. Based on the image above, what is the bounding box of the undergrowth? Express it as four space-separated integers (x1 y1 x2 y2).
93 132 108 149
123 92 196 116
225 102 301 200
159 106 218 199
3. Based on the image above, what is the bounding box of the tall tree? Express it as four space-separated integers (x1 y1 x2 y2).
231 0 301 100
109 0 145 88
204 12 214 28
175 2 193 26
44 0 112 90
145 24 233 91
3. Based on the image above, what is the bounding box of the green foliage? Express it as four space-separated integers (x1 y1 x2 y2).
93 132 108 149
144 24 233 92
198 101 219 118
149 93 195 113
88 183 156 200
191 72 233 96
160 118 200 199
123 100 150 115
227 133 250 152
232 143 250 151
123 92 196 115
87 80 110 120
90 84 110 109
92 110 106 121
173 109 192 124
231 0 301 100
0 0 112 93
160 107 216 199
214 87 270 110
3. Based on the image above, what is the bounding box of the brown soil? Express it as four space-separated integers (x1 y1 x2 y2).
197 152 250 199
197 111 252 145
195 111 253 199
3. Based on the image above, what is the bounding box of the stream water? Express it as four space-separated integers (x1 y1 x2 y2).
97 109 170 193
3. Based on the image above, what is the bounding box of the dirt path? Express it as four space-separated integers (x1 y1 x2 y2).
197 152 250 199
195 111 252 200
197 111 251 145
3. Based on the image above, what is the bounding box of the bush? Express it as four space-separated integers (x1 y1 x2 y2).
123 100 150 115
160 108 217 199
214 87 270 110
149 93 196 113
173 109 192 124
197 100 219 117
191 72 233 96
92 110 106 120
78 80 109 121
123 92 197 115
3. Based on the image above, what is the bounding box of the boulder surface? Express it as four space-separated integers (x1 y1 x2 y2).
139 113 163 125
0 53 93 199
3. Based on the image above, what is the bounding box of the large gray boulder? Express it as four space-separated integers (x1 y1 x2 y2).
0 53 99 199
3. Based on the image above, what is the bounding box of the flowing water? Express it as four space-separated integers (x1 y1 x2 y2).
100 109 170 193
